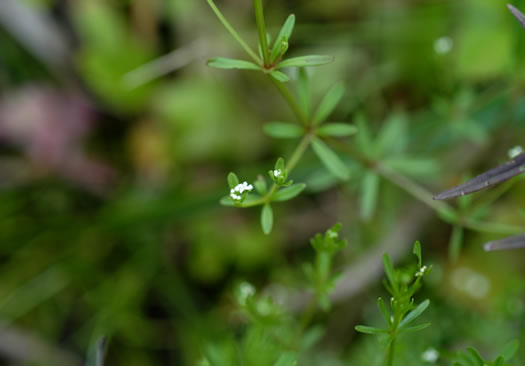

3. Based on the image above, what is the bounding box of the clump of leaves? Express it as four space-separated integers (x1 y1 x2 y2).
303 223 347 311
453 339 519 366
355 242 431 366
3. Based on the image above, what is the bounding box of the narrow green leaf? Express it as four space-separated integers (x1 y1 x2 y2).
278 55 334 68
399 299 430 328
272 14 295 53
261 204 273 234
207 57 261 70
398 323 430 333
413 241 422 268
501 339 519 361
270 37 289 62
227 172 239 189
311 137 350 180
383 254 396 291
296 68 311 117
273 352 296 366
272 184 306 202
263 122 304 139
377 298 392 327
466 347 484 365
313 82 345 125
271 70 290 82
493 356 505 366
360 171 379 220
354 325 389 334
220 196 235 206
275 158 285 171
382 157 439 178
376 114 407 155
316 123 357 137
448 225 463 262
254 178 267 195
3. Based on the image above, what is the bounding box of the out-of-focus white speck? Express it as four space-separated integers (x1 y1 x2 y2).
508 145 523 159
434 36 453 54
421 348 439 363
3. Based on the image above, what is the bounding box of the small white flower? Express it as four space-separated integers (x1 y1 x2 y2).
416 265 428 277
230 181 253 201
421 348 439 363
273 169 283 178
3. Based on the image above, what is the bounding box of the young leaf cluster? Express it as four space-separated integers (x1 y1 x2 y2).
303 223 347 311
355 242 431 364
453 340 519 366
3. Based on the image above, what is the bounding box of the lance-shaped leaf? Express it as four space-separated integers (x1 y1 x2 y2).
311 137 350 180
483 233 525 251
261 203 273 234
278 55 334 68
313 83 345 125
354 325 389 334
398 323 431 333
272 183 306 202
399 299 430 328
508 4 525 29
207 57 261 70
316 123 357 137
271 70 290 82
433 153 525 200
501 339 519 361
297 68 311 117
264 122 304 139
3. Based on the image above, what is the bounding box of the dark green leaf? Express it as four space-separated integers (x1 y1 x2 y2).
448 225 463 262
275 157 285 171
466 347 484 365
207 57 260 70
272 184 306 202
261 204 273 234
399 299 430 327
311 137 350 180
313 82 345 125
316 123 357 137
263 122 304 139
493 356 505 366
271 70 290 82
278 55 334 68
354 325 389 334
227 172 239 189
360 171 379 220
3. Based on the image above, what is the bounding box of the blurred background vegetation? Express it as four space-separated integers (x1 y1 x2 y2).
1 0 525 365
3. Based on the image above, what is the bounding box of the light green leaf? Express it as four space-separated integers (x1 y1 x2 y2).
272 183 306 202
273 14 295 51
398 323 431 333
376 114 407 155
273 352 296 366
227 172 239 189
399 299 430 328
466 347 484 365
493 356 505 366
254 178 267 195
413 241 422 268
278 55 334 68
377 298 392 327
207 57 260 70
311 137 350 180
275 157 285 171
383 157 439 178
502 339 519 361
383 254 396 290
296 68 311 117
313 82 345 125
355 325 389 334
360 171 379 220
261 204 273 234
263 122 304 139
270 38 288 62
316 123 357 137
271 70 290 82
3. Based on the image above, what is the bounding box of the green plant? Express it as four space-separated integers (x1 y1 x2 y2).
453 339 519 366
355 242 431 366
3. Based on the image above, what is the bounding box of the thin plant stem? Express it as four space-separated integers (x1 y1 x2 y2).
386 339 395 366
206 0 263 65
269 76 309 125
253 0 270 66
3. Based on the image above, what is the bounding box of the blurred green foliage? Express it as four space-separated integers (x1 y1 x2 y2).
0 0 525 365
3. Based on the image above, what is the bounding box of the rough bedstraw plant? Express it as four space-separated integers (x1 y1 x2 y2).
198 224 347 366
355 242 431 366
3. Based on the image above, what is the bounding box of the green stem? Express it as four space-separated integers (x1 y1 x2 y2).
386 338 395 366
253 0 270 65
207 0 263 65
269 76 309 125
240 133 313 207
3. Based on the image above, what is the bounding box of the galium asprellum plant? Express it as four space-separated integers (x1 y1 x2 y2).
198 224 347 366
355 242 431 366
452 339 519 366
